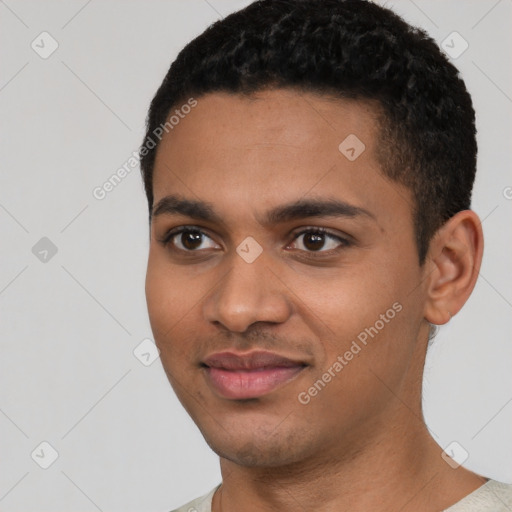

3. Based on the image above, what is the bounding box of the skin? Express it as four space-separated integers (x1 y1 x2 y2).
145 89 485 511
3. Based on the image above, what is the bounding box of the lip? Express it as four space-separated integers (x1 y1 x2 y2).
202 350 308 399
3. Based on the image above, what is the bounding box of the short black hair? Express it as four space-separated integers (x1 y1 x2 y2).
139 0 477 265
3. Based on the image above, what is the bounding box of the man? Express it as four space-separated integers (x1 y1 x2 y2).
139 0 512 510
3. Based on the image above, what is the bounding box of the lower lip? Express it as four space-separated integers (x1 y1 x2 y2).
204 366 305 399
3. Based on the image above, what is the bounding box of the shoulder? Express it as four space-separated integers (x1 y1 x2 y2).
444 479 512 511
169 484 221 512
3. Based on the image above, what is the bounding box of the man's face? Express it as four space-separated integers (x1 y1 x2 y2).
145 89 430 467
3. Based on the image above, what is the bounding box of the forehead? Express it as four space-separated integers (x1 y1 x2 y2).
154 88 382 171
152 89 412 231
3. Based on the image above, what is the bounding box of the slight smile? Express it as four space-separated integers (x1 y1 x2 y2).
201 350 309 400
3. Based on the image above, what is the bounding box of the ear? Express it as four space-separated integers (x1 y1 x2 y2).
423 210 484 326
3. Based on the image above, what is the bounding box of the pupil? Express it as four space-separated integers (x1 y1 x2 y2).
304 232 325 251
182 231 202 250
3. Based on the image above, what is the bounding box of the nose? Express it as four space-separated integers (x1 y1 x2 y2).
203 249 293 333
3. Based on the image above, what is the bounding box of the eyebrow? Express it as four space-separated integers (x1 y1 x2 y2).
152 194 375 225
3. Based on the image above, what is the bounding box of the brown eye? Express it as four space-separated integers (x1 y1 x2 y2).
302 232 327 251
179 230 203 250
290 228 350 253
161 227 219 252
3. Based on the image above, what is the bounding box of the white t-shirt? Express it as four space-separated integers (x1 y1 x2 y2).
170 480 512 512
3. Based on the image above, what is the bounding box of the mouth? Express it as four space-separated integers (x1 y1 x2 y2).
201 350 308 400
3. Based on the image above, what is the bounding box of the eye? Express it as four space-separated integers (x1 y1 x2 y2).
288 227 350 253
159 226 219 252
158 225 351 256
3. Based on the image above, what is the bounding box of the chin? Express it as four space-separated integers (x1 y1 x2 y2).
200 423 315 468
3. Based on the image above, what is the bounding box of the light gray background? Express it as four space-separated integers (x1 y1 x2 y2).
0 1 511 510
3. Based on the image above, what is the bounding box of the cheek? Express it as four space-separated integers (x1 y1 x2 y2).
289 260 402 332
145 261 199 388
291 256 417 372
145 252 192 341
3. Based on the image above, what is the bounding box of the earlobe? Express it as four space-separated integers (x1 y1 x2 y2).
423 210 484 326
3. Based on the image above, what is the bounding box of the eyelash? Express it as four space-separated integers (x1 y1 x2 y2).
158 225 352 256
